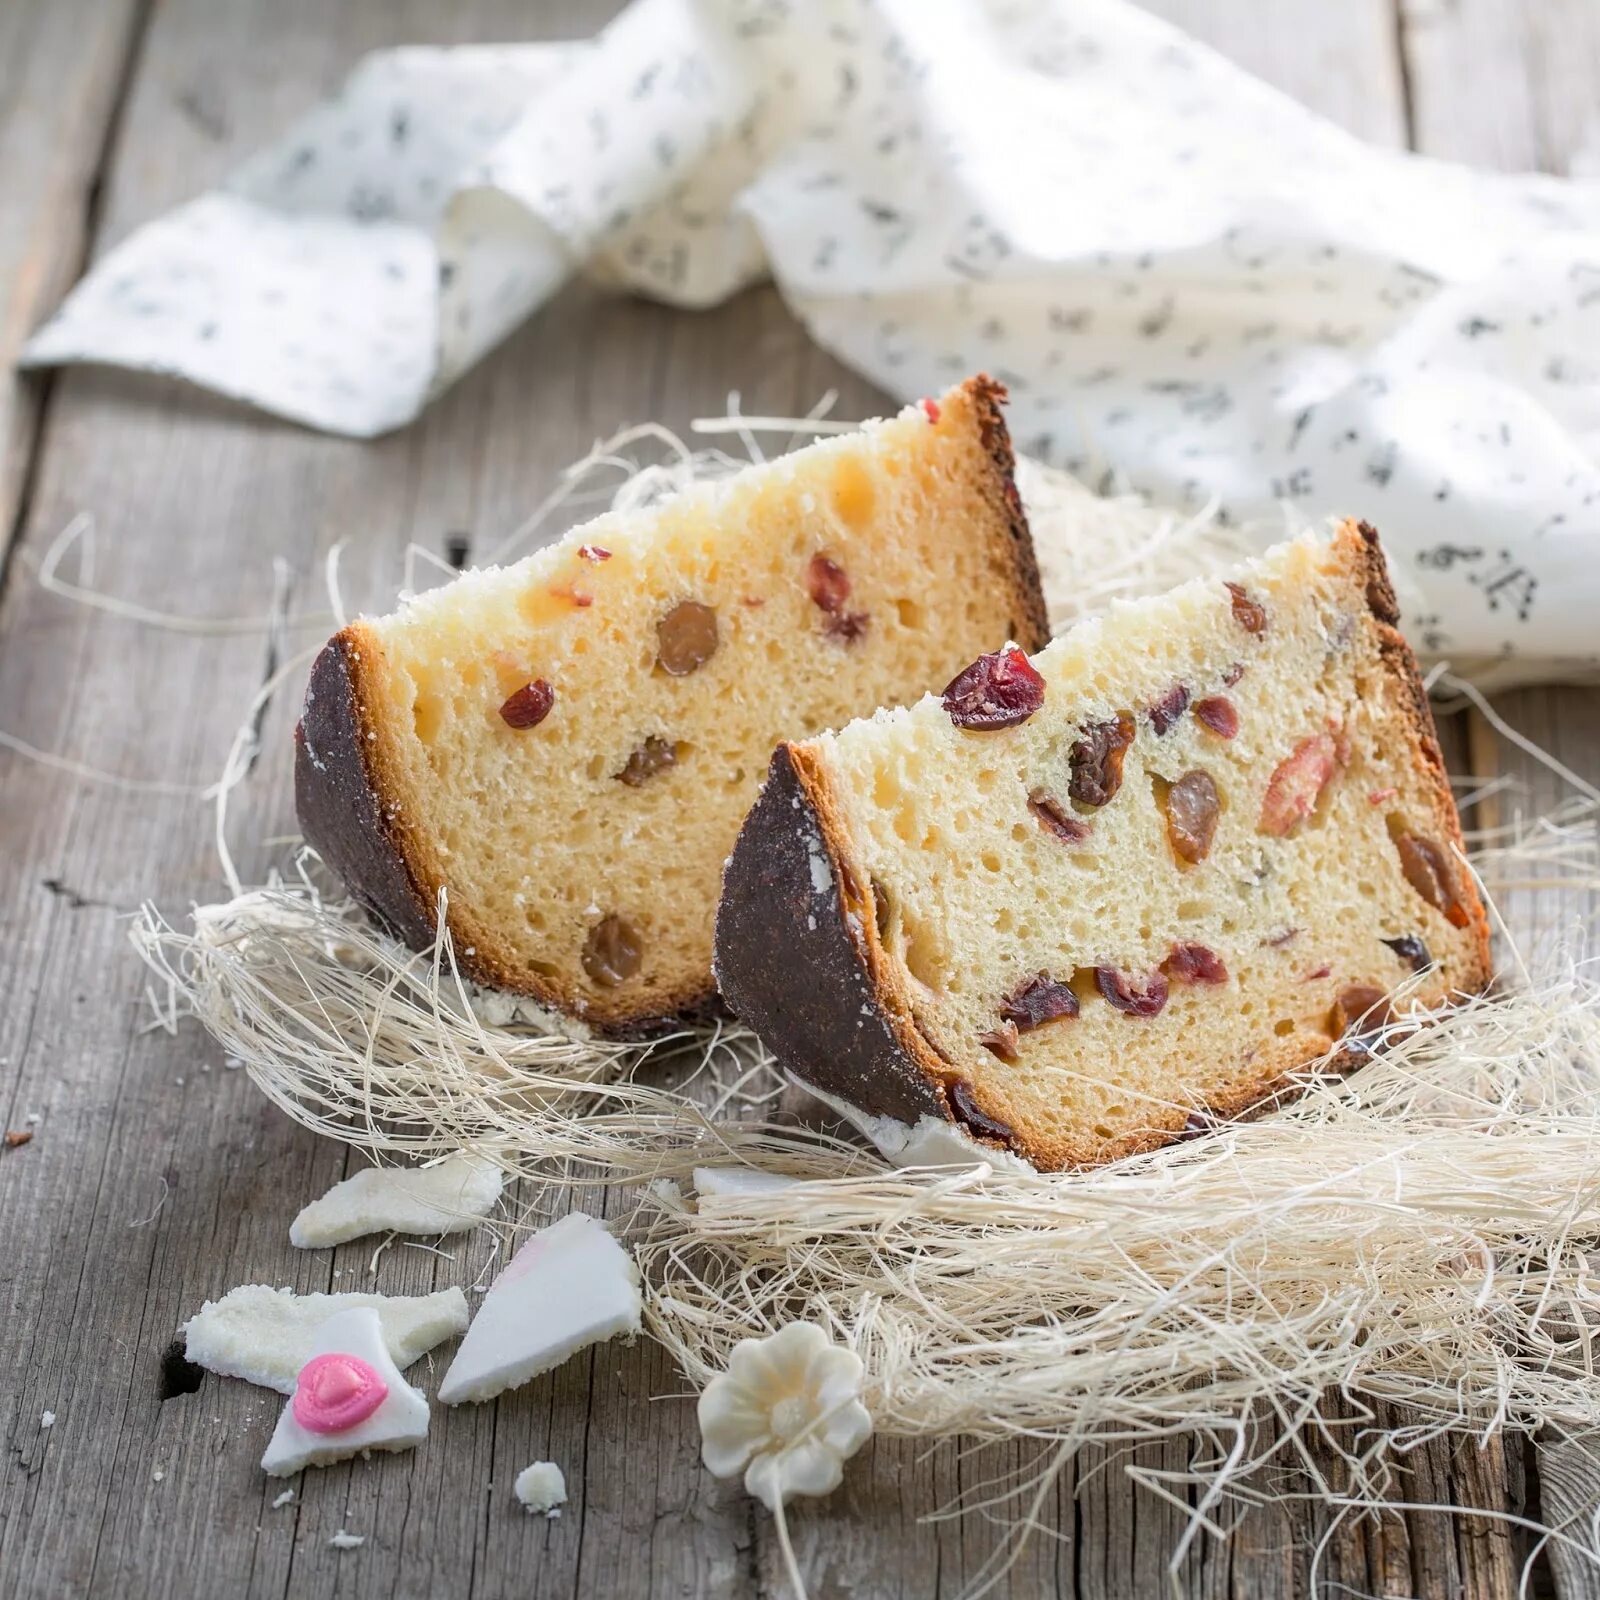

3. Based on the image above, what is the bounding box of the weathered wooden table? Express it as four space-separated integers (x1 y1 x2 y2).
3 1 1598 1595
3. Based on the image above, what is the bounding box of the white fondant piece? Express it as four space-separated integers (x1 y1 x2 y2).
693 1167 805 1200
329 1531 366 1550
438 1213 640 1405
514 1460 568 1515
289 1152 503 1247
183 1284 468 1393
261 1307 429 1476
794 1076 1036 1176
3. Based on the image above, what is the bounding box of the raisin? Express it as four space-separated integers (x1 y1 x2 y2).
578 544 611 562
978 1022 1020 1061
1329 984 1389 1036
1068 713 1135 806
1095 967 1169 1017
949 1079 1015 1145
1394 833 1471 928
1259 732 1339 836
999 972 1080 1031
941 644 1046 730
1193 696 1239 739
582 916 643 987
1164 770 1221 864
1028 792 1092 844
920 397 941 424
499 679 555 729
1163 942 1228 984
616 736 679 787
1149 683 1190 735
1381 933 1433 972
806 553 851 614
824 610 870 644
656 601 719 676
1226 582 1267 634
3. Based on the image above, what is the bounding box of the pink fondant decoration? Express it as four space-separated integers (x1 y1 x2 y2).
292 1352 389 1434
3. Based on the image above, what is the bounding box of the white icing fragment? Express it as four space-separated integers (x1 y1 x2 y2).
152 1468 165 1482
183 1284 469 1394
804 831 833 896
693 1167 805 1200
289 1153 503 1247
39 1410 54 1429
795 1077 1036 1175
262 1307 429 1476
514 1460 568 1516
272 1489 295 1509
438 1213 640 1405
329 1531 365 1551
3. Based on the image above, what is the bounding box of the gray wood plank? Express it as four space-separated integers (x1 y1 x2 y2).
0 0 148 564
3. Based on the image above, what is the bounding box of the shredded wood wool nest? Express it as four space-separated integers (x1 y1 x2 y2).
117 406 1600 1587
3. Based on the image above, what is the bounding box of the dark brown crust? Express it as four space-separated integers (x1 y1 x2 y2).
715 520 1492 1171
714 744 948 1128
296 378 1049 1039
295 629 436 950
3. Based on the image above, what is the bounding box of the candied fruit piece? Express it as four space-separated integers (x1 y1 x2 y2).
1028 792 1091 844
499 680 555 729
978 1022 1020 1061
1165 770 1221 864
1068 713 1135 806
1095 967 1169 1017
616 736 680 787
1226 581 1267 634
806 553 851 614
582 916 643 986
1259 732 1339 836
941 644 1046 730
1193 696 1239 738
1394 832 1471 928
999 972 1080 1031
1163 942 1228 984
1329 984 1389 1036
1149 683 1190 735
578 544 611 562
920 397 941 424
656 601 719 675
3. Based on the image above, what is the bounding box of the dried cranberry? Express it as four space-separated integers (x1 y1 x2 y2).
1178 1109 1214 1141
824 611 870 644
499 679 555 729
1226 582 1267 634
1068 713 1135 806
1368 786 1399 807
1381 933 1433 972
656 601 719 676
1164 770 1220 864
1394 833 1471 929
920 397 941 424
1329 984 1389 1036
1303 964 1332 981
1095 967 1169 1017
1264 927 1301 948
999 973 1079 1031
1259 732 1339 836
806 553 851 614
582 916 643 987
1222 662 1246 687
616 736 679 787
941 644 1046 731
1163 942 1228 984
978 1022 1020 1061
1193 696 1239 739
1149 683 1190 735
578 544 611 562
1028 792 1091 844
949 1079 1014 1145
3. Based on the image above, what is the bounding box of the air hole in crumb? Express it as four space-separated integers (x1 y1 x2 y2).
1273 1019 1296 1037
980 851 1002 873
1177 900 1211 921
895 597 925 630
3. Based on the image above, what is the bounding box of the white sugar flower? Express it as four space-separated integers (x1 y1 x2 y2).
697 1323 873 1510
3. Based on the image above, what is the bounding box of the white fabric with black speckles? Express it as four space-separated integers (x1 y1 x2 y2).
24 0 1600 672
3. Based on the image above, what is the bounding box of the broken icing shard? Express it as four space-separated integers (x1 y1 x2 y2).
514 1460 568 1516
693 1167 805 1201
289 1152 503 1247
437 1213 641 1405
262 1307 429 1476
183 1284 468 1394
